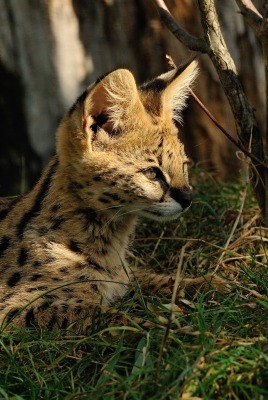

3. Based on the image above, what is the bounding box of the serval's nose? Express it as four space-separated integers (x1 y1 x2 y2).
170 187 192 209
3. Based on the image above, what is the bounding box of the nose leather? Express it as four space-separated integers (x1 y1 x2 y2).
170 188 192 209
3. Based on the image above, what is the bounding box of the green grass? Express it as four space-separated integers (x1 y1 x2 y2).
0 167 268 399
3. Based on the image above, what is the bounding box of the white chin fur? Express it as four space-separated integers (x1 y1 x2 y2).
139 210 182 222
139 200 189 222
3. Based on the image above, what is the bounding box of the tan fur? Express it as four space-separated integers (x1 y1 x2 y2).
0 61 227 332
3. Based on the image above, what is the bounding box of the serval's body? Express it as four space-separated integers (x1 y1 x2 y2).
0 61 225 331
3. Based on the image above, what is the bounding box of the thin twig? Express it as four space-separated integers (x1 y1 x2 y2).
151 227 166 257
214 133 252 273
154 0 208 53
235 0 263 35
190 89 268 170
156 242 189 381
214 180 248 273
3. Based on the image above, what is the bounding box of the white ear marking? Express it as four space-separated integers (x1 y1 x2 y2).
162 60 198 123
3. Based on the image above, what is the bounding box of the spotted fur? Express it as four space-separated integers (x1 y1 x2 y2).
0 61 226 332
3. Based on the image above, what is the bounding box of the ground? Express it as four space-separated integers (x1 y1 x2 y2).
0 167 267 400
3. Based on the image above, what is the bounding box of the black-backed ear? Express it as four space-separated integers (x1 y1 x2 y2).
161 60 198 123
82 69 145 137
141 60 198 123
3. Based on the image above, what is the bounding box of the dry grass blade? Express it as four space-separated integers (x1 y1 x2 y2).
156 242 190 380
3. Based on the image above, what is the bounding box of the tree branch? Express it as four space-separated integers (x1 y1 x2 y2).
190 89 268 170
235 0 263 35
154 0 209 53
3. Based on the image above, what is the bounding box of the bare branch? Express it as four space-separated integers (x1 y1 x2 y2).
154 0 208 53
235 0 263 36
190 89 268 170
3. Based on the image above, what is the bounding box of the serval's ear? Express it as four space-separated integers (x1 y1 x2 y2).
160 60 198 123
82 69 145 136
141 60 198 123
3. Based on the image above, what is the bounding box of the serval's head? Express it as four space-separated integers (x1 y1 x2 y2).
57 60 198 221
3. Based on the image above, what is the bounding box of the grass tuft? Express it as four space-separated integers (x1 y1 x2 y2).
1 167 268 399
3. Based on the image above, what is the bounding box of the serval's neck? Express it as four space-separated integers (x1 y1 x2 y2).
32 156 137 259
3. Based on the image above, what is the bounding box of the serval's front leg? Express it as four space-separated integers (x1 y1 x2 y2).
131 270 229 298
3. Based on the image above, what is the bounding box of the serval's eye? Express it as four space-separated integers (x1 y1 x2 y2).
142 167 165 182
144 167 158 180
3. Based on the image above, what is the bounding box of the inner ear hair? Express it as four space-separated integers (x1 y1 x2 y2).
89 114 108 135
91 113 120 137
93 114 108 127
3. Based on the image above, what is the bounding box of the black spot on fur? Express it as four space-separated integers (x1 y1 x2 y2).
102 192 121 202
62 288 74 293
74 306 82 315
77 207 102 230
100 234 110 246
1 292 14 302
25 308 35 327
69 240 82 254
17 158 58 237
37 226 49 235
50 215 67 230
52 277 63 282
91 284 98 292
59 267 69 274
0 235 11 257
45 294 59 300
7 272 22 287
6 308 20 322
50 204 61 213
33 260 42 268
38 285 48 291
30 273 43 282
47 313 57 330
18 247 28 266
75 263 85 270
87 256 105 272
61 317 69 329
36 285 48 292
27 285 48 292
93 175 102 182
98 197 110 204
39 301 51 311
43 256 56 264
